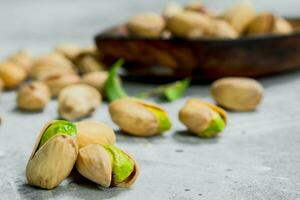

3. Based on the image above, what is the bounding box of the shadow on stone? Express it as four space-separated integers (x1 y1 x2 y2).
115 130 166 145
172 130 220 145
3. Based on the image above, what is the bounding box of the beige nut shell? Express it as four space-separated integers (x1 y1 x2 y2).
82 71 108 94
211 77 263 111
26 120 78 189
75 120 116 149
7 49 33 73
0 61 27 89
17 81 50 111
108 97 164 136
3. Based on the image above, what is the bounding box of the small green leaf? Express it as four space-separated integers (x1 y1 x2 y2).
105 59 128 102
164 78 190 102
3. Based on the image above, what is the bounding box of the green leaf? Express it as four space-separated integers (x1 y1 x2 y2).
164 78 191 102
104 59 128 102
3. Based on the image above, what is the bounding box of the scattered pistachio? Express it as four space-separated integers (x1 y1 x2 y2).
76 144 139 188
43 73 81 97
75 120 116 149
26 120 78 189
55 43 82 60
0 61 27 89
211 77 263 111
75 52 105 74
179 99 227 138
7 49 33 73
166 11 212 38
82 71 108 94
223 0 256 33
109 97 171 137
17 81 50 111
163 2 183 19
127 12 166 38
58 84 101 121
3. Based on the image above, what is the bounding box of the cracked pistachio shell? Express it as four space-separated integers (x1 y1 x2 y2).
26 120 78 189
7 49 33 73
82 71 108 94
30 53 75 80
109 97 171 137
127 12 166 38
58 84 101 121
76 144 139 188
223 0 256 33
75 121 116 149
0 61 27 89
179 99 227 137
166 11 212 38
17 81 50 111
43 73 81 97
211 77 263 111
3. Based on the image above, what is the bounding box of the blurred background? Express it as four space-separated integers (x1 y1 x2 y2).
0 0 299 56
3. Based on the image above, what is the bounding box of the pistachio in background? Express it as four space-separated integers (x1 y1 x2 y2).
17 81 50 111
7 49 33 73
179 99 227 138
82 71 108 95
75 121 116 149
0 61 27 89
76 144 139 188
26 120 78 189
211 77 263 111
58 84 101 121
109 97 171 137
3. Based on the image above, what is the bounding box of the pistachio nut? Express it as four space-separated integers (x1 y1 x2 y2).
184 1 215 16
43 73 81 97
272 17 293 34
30 52 75 80
75 120 116 149
166 11 212 38
179 99 227 138
82 71 108 94
17 81 50 111
55 43 82 60
58 84 101 121
163 2 183 19
109 97 171 137
7 49 33 73
209 20 238 39
211 77 263 111
223 0 256 33
127 12 166 38
245 12 275 35
76 144 139 188
26 120 78 189
0 61 27 89
75 52 105 74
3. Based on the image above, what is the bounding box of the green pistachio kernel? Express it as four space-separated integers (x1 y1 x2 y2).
104 145 135 184
199 111 225 138
39 120 77 148
145 106 172 132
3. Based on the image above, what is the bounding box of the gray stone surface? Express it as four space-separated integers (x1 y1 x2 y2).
1 0 300 200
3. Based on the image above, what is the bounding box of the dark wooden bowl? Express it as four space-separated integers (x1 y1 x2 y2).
95 19 300 81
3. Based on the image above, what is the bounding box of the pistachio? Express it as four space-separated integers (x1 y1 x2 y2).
223 0 256 33
109 97 171 137
26 120 78 189
75 52 105 74
166 11 212 38
127 12 166 38
184 1 215 16
209 20 239 39
75 120 116 149
58 84 101 121
76 144 139 188
179 99 227 138
17 81 50 111
7 49 33 73
163 2 183 19
82 71 108 94
211 77 263 111
43 73 81 97
272 17 293 34
30 52 75 80
0 61 27 89
55 43 82 60
245 12 275 35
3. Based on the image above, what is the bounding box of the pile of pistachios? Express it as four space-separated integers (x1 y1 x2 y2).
126 0 294 39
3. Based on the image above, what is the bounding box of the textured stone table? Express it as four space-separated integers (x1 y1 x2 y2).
1 1 300 200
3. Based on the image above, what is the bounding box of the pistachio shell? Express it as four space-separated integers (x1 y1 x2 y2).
211 77 263 111
76 54 104 74
17 81 50 111
76 144 112 187
75 121 116 149
55 43 82 60
109 97 171 136
7 49 33 73
163 2 183 19
82 71 108 94
26 120 78 189
273 18 293 34
245 12 275 35
223 0 256 33
209 20 238 39
58 84 101 121
127 12 166 38
166 11 212 38
0 61 27 89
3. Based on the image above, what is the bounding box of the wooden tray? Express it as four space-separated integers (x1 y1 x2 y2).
95 19 300 81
